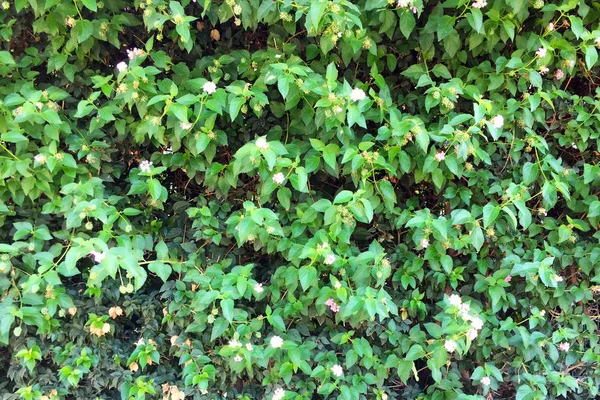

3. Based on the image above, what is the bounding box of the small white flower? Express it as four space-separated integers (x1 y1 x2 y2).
536 47 547 58
272 172 285 185
233 356 243 362
228 339 242 348
275 54 281 59
434 151 445 162
472 0 487 8
272 388 285 400
491 115 504 128
330 364 343 377
324 254 336 265
420 238 429 248
471 317 483 330
459 303 470 314
350 88 366 102
254 283 264 294
467 328 478 340
116 61 128 72
481 376 491 386
559 342 570 352
34 154 47 165
444 339 457 353
334 280 342 289
245 343 253 351
448 294 462 307
180 122 193 130
90 251 106 263
139 160 153 173
270 335 284 348
255 137 269 150
203 81 217 94
547 22 554 31
552 274 564 282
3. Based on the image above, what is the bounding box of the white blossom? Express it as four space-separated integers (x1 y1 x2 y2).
228 339 242 348
139 160 153 173
536 47 547 58
471 317 483 330
254 283 264 294
272 172 285 184
256 137 269 150
324 254 336 265
330 364 343 377
491 115 504 128
467 328 478 340
270 335 284 348
481 376 491 386
116 61 128 72
34 154 47 165
272 388 285 400
350 88 366 102
203 81 217 94
448 294 462 307
444 339 457 353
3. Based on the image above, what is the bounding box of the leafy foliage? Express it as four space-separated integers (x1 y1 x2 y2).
1 0 600 399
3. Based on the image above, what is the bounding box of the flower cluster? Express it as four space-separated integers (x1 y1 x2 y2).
272 172 285 184
127 47 145 60
330 364 343 377
325 298 340 312
270 335 284 348
203 81 217 94
446 294 485 345
139 160 153 173
256 137 269 150
272 388 285 400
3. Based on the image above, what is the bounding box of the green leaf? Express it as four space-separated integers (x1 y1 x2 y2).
482 204 501 228
298 266 317 291
467 9 483 33
81 0 97 11
76 20 94 43
147 179 163 201
334 190 353 204
148 262 172 282
414 130 429 153
405 344 425 361
585 46 598 69
400 12 416 39
221 298 234 323
211 318 228 341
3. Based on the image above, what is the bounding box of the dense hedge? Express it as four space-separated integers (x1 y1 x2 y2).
1 0 600 398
